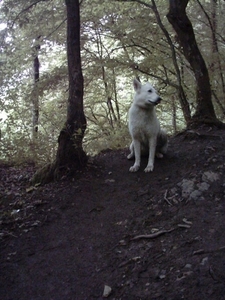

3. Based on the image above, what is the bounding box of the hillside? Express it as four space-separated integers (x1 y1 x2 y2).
1 126 225 300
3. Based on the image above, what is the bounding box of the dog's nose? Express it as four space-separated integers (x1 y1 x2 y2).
155 97 161 105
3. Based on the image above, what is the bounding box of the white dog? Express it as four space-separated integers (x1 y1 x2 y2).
127 78 168 172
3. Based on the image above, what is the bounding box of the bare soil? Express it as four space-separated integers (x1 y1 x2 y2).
1 126 225 300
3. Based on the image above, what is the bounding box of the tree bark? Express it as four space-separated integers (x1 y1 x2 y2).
197 0 225 97
32 0 87 184
167 0 220 126
54 0 87 172
31 38 40 141
151 0 191 124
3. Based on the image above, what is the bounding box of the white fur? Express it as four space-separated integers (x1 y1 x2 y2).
127 78 168 172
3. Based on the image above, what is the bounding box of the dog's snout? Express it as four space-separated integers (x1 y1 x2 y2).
153 97 161 105
147 96 161 105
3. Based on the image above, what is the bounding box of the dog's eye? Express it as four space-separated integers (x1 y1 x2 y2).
148 89 152 93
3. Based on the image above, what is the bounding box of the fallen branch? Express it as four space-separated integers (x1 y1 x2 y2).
164 190 173 206
193 246 225 255
0 231 17 238
131 219 192 241
131 228 176 241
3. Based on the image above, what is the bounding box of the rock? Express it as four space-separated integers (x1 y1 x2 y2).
177 175 216 201
197 182 210 192
202 171 219 183
103 285 112 298
177 179 195 198
200 257 209 266
158 269 166 279
189 190 202 200
184 263 192 269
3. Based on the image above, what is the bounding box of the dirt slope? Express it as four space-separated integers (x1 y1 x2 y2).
1 127 225 300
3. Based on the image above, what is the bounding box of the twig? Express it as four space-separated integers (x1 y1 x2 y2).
131 219 192 242
12 0 47 27
131 228 176 241
193 246 225 255
193 249 204 255
182 218 193 225
177 224 191 228
119 256 141 268
1 231 17 238
164 190 172 206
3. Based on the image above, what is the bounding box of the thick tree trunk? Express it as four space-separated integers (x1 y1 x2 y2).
167 0 220 126
31 0 87 184
197 0 225 102
56 0 87 169
54 0 87 172
151 0 191 124
209 0 225 96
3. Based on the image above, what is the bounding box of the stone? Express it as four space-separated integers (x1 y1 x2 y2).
103 285 112 298
202 171 219 183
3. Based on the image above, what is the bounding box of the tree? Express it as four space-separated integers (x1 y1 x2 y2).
196 0 225 113
31 36 41 142
166 0 224 127
150 0 191 124
32 0 87 184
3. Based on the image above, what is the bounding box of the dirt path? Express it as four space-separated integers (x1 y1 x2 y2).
1 127 225 299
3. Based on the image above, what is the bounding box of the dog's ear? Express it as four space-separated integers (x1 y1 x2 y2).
133 78 141 92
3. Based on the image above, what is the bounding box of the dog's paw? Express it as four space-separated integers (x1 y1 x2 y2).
129 165 139 172
144 165 154 172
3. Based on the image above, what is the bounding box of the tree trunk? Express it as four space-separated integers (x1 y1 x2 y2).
31 38 40 141
209 0 225 96
197 0 225 98
54 0 87 171
112 68 121 125
151 0 191 124
167 0 221 126
31 0 87 184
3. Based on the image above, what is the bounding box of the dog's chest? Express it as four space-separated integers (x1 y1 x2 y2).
129 106 159 137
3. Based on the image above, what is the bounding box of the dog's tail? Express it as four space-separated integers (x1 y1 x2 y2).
157 129 168 155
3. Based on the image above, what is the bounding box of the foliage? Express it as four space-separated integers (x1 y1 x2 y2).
0 0 225 164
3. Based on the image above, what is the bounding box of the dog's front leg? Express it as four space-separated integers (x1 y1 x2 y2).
129 139 141 172
145 136 157 172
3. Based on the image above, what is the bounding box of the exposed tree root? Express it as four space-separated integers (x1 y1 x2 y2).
31 162 55 185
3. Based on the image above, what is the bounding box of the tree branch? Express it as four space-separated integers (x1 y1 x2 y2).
12 0 51 27
114 0 152 9
44 18 67 41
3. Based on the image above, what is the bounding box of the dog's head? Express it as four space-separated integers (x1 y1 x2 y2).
133 78 161 108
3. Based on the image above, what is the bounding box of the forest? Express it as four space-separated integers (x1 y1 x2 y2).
0 0 225 168
1 1 225 299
